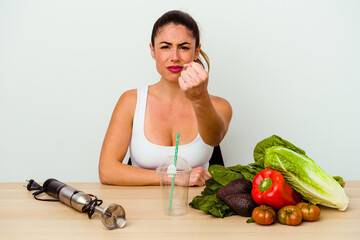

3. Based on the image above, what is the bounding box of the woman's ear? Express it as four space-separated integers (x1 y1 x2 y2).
195 43 201 60
150 43 155 60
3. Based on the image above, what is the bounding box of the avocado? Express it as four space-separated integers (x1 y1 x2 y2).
223 193 258 217
216 178 252 201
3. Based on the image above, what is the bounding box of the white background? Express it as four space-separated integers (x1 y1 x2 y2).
1 0 359 182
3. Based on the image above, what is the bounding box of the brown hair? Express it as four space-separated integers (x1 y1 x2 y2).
151 10 210 71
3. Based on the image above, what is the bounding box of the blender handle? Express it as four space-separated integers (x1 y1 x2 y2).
42 178 68 199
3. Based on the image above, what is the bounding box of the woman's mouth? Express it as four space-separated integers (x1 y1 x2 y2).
167 65 183 73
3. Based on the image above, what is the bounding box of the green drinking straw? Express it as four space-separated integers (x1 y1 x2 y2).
169 132 180 213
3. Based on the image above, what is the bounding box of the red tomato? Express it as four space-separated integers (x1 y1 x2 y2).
296 202 321 221
277 205 303 226
252 205 276 225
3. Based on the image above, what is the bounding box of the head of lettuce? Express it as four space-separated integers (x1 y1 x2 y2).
254 135 349 211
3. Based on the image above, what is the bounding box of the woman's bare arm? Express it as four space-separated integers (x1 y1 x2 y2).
98 89 160 185
179 62 232 146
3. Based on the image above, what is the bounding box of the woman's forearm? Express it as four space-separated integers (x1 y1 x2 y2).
191 94 228 146
99 160 160 186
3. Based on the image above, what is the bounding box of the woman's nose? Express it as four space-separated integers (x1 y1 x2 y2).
171 48 180 61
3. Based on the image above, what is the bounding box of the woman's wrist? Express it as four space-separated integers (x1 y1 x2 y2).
190 92 212 110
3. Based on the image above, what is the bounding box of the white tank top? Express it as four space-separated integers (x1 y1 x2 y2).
129 86 213 170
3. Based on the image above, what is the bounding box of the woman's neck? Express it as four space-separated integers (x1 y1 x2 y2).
151 79 188 103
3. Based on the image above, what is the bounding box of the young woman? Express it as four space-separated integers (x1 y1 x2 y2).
99 10 232 186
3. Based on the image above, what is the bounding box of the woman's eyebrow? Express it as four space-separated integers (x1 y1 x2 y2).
159 41 171 45
159 41 191 46
179 42 191 46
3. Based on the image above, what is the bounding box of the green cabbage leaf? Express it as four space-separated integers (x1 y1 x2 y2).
257 136 349 211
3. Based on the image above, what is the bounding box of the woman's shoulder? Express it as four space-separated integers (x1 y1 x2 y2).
120 88 137 99
114 89 138 114
118 89 137 104
210 95 232 108
119 86 149 101
209 94 232 117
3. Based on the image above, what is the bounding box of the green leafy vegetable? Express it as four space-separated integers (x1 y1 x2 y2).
255 135 349 211
263 145 349 211
200 178 223 196
208 165 243 186
228 162 264 182
190 194 236 218
332 176 345 188
254 135 306 166
190 135 349 218
189 163 263 218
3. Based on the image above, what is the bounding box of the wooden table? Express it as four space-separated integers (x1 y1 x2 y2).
0 181 359 240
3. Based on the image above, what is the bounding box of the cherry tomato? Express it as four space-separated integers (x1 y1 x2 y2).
296 202 321 221
277 205 302 226
252 205 276 225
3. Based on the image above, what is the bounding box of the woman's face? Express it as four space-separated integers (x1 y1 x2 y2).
150 23 200 82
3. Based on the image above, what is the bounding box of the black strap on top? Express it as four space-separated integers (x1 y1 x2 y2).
127 145 224 166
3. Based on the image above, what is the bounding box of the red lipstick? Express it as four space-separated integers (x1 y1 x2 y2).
167 65 183 73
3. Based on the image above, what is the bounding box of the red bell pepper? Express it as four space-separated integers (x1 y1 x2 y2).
251 169 301 210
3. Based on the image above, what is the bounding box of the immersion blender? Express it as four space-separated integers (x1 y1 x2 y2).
29 178 126 230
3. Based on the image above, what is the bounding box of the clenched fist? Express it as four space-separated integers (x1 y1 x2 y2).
178 62 209 102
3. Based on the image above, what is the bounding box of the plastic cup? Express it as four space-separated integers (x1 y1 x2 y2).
156 155 192 216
